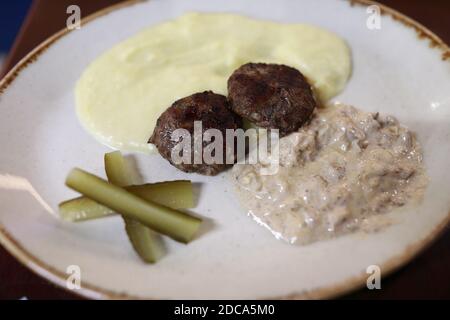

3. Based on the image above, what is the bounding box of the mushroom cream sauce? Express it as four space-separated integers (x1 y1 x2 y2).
231 104 428 245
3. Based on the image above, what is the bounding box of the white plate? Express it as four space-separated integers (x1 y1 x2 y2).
0 0 449 299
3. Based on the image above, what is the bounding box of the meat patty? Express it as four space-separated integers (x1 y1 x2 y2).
149 91 242 175
227 63 316 136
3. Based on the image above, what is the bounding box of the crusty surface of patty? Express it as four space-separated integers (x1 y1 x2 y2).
149 91 242 175
228 63 316 135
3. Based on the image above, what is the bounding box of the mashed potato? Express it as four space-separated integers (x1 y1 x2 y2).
76 13 351 153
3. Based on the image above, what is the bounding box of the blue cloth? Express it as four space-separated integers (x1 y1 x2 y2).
0 1 32 53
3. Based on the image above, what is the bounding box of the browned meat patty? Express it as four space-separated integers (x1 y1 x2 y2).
227 63 316 135
149 91 242 175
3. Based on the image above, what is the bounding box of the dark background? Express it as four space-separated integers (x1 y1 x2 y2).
0 1 31 53
0 0 449 299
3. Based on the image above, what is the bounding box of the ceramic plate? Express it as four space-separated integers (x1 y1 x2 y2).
0 0 449 299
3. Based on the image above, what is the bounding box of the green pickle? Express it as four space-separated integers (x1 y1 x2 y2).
104 151 165 263
64 161 201 243
59 181 194 222
59 196 115 222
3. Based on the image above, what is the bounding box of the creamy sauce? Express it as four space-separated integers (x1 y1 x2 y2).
76 13 351 153
231 104 428 245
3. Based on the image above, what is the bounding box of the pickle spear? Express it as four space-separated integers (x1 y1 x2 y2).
104 151 135 187
65 168 202 243
59 196 114 222
131 181 195 209
59 181 194 222
123 217 165 263
104 151 164 263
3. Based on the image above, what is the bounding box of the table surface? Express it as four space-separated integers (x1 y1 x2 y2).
0 0 449 300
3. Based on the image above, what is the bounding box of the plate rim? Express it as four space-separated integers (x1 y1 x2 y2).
0 0 449 300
